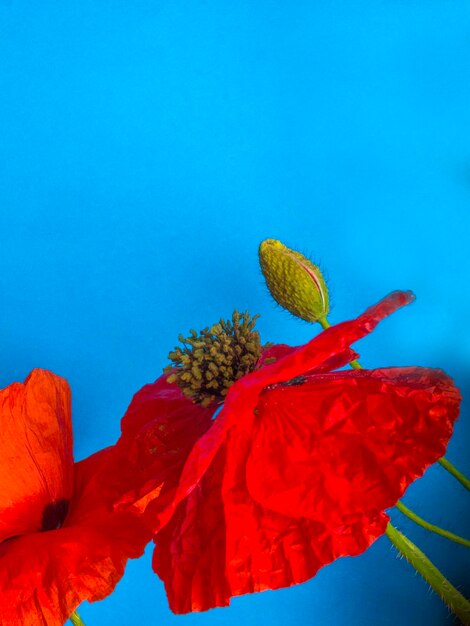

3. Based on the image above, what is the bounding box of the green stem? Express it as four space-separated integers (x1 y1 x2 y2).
69 610 86 626
386 523 470 624
318 316 330 330
395 500 470 548
438 457 470 492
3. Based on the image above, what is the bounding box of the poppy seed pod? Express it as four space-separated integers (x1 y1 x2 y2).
259 239 329 323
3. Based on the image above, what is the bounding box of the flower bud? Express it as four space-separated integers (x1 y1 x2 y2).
259 239 329 323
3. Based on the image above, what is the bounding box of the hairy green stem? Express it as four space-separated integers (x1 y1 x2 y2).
386 523 470 624
438 457 470 492
395 501 470 548
69 610 86 626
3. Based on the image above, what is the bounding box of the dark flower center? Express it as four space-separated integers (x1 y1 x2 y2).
41 498 69 531
165 310 264 407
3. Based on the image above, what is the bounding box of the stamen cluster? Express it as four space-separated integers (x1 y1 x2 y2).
165 311 263 407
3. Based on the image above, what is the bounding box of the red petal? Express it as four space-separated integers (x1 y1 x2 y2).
221 417 388 605
0 369 73 543
144 408 227 531
255 344 295 367
246 367 460 522
0 510 149 626
0 370 180 624
153 448 231 613
114 374 217 525
153 427 389 614
119 373 206 435
0 446 152 626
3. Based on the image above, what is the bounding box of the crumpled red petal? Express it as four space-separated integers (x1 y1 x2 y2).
114 374 216 521
0 446 152 626
0 369 73 544
153 420 389 614
246 366 460 520
153 448 231 613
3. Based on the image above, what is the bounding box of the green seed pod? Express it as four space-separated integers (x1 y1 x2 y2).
259 238 329 323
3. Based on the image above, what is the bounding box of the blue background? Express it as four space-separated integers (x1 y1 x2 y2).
1 1 469 624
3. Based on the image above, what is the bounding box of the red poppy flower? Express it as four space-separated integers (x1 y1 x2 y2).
116 291 460 614
0 369 152 626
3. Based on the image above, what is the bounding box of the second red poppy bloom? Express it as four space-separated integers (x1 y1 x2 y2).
0 369 153 625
